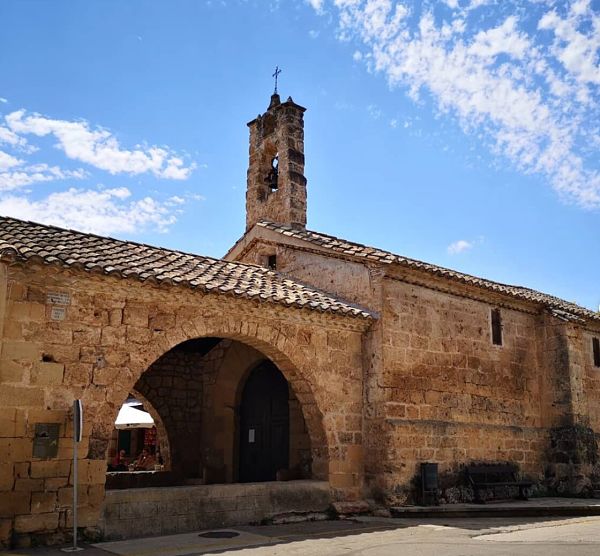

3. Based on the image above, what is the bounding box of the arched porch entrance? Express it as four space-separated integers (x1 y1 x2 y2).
103 336 324 489
100 333 334 539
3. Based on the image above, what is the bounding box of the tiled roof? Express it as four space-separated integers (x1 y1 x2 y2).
257 221 600 323
0 216 373 320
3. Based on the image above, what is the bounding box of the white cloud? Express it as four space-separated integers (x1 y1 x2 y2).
0 105 202 235
443 0 459 8
0 151 22 171
167 195 185 205
5 110 196 179
539 0 600 86
447 239 473 254
367 103 382 119
309 29 320 39
306 0 324 14
0 187 177 235
0 125 32 151
312 1 600 209
0 163 87 191
0 98 7 104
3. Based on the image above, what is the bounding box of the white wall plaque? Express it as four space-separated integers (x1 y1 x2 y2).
50 307 66 321
47 292 71 305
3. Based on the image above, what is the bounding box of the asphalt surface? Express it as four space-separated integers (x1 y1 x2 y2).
4 515 600 556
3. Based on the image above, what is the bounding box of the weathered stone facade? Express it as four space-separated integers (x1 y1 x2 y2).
227 220 600 505
0 261 368 547
1 92 600 547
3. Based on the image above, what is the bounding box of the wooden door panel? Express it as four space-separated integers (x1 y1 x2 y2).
239 361 289 482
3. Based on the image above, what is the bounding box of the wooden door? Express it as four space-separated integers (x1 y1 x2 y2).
239 361 289 482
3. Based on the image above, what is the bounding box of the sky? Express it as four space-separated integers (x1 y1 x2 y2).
0 0 598 311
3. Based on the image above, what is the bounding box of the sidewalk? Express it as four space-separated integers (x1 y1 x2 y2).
0 520 398 556
389 496 600 518
3 498 600 556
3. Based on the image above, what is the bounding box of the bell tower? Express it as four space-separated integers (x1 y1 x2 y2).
245 93 307 231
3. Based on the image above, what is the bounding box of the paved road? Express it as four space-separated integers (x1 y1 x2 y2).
6 516 600 556
233 516 600 556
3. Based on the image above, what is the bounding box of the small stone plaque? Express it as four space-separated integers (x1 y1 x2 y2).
50 307 66 321
47 291 71 305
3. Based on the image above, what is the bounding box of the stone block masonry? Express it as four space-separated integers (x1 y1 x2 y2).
0 261 369 548
229 224 600 507
100 480 331 540
246 94 307 231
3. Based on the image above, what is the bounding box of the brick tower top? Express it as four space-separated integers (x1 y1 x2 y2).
245 93 307 231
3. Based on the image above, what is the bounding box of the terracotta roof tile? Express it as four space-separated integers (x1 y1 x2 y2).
257 220 600 323
0 216 374 320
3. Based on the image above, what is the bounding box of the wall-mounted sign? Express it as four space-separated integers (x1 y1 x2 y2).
248 429 255 443
50 307 66 321
74 400 83 443
47 291 71 305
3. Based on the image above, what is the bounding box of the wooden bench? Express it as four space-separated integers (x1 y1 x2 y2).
466 464 532 504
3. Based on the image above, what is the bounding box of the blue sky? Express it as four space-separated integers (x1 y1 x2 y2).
0 0 598 311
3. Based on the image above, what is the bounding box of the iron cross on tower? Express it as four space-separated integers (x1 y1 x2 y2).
272 66 282 94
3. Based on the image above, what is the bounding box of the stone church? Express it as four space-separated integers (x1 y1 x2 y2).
1 92 599 547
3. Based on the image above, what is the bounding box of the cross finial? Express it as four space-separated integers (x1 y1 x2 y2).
272 66 282 95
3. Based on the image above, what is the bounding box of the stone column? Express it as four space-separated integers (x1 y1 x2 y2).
539 311 598 495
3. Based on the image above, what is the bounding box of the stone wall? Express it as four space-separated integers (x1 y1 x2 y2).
366 277 546 503
101 480 331 540
0 261 368 547
134 348 205 477
232 236 600 504
583 329 600 430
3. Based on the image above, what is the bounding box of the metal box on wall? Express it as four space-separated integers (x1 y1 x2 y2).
32 423 60 458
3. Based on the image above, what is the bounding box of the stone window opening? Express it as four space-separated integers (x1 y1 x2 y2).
267 254 277 270
593 337 600 367
491 308 503 346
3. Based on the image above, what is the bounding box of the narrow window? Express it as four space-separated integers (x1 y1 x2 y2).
267 254 277 270
491 308 503 346
593 337 600 368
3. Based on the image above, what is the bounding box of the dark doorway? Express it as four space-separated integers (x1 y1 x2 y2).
239 361 290 482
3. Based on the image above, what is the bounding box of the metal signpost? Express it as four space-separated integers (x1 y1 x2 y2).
62 400 84 552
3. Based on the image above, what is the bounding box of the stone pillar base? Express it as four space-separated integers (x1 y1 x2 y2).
546 425 599 497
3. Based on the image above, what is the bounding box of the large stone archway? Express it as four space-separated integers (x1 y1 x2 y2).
88 320 332 487
1 263 370 546
114 336 319 485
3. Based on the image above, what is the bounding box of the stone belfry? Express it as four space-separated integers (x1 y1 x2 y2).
246 92 307 231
